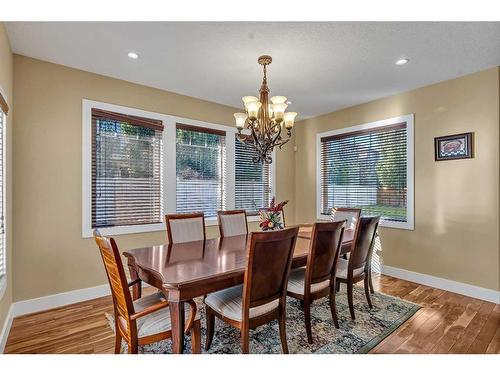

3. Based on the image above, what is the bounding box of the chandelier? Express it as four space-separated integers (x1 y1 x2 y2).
233 55 297 164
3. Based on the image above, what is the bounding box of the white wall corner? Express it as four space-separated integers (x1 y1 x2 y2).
380 265 500 304
0 304 14 353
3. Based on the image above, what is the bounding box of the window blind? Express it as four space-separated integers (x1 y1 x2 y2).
0 110 5 281
176 124 226 218
91 109 163 228
320 122 408 222
235 137 271 215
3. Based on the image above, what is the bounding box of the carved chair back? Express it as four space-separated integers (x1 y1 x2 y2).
349 216 380 272
93 230 136 339
305 221 346 287
242 227 299 314
165 212 206 244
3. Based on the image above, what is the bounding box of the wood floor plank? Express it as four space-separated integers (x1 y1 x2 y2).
467 304 500 354
391 291 461 353
430 297 483 353
485 321 500 354
448 300 496 353
4 275 498 354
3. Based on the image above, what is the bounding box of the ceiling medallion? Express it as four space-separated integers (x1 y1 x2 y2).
234 55 297 164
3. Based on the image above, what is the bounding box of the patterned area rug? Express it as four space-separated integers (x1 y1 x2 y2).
106 285 420 354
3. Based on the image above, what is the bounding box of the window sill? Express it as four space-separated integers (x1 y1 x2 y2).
83 216 242 238
317 214 414 231
83 222 166 238
83 215 267 238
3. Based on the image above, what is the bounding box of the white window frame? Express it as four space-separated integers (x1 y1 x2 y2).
316 114 414 230
0 87 7 300
82 99 276 237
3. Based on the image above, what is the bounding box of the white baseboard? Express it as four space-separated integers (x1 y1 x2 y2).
12 283 110 318
0 305 14 353
380 265 500 304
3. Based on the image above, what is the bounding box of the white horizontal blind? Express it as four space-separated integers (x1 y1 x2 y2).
176 124 226 218
91 109 163 228
235 137 271 215
320 122 408 223
0 111 5 281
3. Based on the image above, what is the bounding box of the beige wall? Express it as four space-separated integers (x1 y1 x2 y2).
295 68 500 291
0 23 13 331
9 52 499 304
12 55 295 301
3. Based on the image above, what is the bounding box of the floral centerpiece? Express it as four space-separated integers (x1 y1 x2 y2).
259 197 289 231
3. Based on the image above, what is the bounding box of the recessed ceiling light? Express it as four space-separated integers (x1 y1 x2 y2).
286 101 292 105
395 58 409 65
127 52 139 59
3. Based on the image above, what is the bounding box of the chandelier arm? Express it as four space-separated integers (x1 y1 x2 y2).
251 125 261 147
271 121 283 144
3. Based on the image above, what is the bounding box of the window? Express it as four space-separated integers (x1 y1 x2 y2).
0 90 8 295
83 100 276 237
176 124 226 218
317 115 414 230
235 136 272 215
91 109 163 229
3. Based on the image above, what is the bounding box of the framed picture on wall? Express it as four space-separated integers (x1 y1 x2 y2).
434 132 474 161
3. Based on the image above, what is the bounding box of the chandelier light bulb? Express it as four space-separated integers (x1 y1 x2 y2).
272 102 288 122
234 113 248 130
270 96 287 104
245 101 262 121
284 112 297 129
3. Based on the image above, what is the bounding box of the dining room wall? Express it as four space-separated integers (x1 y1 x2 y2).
11 55 296 302
294 67 500 291
0 23 14 336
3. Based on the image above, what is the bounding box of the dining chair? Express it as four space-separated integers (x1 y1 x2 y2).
331 207 361 252
93 230 201 354
217 209 248 237
331 207 376 294
287 221 346 343
335 216 380 320
165 212 206 244
204 226 300 354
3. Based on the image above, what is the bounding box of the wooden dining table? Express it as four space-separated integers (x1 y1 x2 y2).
123 227 354 353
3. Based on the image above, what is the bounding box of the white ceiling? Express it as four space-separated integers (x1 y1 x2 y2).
6 22 500 119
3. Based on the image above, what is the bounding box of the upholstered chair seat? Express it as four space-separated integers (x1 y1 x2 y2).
133 293 200 338
287 267 330 295
336 258 365 279
205 285 279 322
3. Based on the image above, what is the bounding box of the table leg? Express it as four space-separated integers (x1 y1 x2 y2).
126 259 141 300
169 301 185 354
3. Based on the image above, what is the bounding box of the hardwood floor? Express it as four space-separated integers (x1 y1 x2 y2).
4 275 499 354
